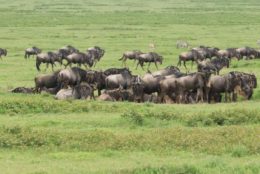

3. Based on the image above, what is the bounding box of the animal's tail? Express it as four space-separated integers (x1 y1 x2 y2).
36 57 41 71
24 52 27 59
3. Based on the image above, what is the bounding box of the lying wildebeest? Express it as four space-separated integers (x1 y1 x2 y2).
24 46 41 59
206 72 242 103
57 67 87 88
0 48 7 59
136 52 163 70
11 87 35 94
36 51 62 71
105 69 132 89
97 93 116 101
35 70 60 93
197 57 230 75
178 50 203 69
63 52 94 68
55 82 95 100
119 50 143 67
151 66 181 76
87 46 105 66
103 67 129 76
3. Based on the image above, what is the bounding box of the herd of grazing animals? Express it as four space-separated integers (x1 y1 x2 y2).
1 44 257 104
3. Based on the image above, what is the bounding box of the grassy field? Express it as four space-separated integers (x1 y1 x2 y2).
0 0 260 173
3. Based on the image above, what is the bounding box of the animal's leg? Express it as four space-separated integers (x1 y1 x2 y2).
135 62 140 70
154 62 158 70
147 62 151 70
183 61 187 70
51 63 54 72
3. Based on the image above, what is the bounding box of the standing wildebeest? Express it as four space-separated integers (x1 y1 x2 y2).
35 70 60 93
236 47 257 60
119 50 143 67
86 70 107 96
57 67 87 88
105 69 133 89
206 72 242 103
136 52 163 70
132 75 145 102
217 48 239 60
64 52 94 68
178 50 203 69
197 57 230 75
142 72 164 95
24 46 41 59
36 51 62 71
87 46 105 66
0 48 7 59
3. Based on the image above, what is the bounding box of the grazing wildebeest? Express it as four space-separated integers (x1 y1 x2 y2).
197 57 230 75
178 50 203 69
87 46 105 66
57 67 87 88
119 50 143 67
64 52 94 68
35 70 60 93
105 69 132 89
0 48 7 59
136 52 163 70
103 67 129 76
206 72 242 103
24 46 41 59
36 51 62 71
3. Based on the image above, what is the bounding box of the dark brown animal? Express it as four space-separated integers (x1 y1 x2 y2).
119 50 143 66
36 51 62 71
87 46 105 66
136 52 163 70
35 70 60 93
0 48 7 59
64 52 94 68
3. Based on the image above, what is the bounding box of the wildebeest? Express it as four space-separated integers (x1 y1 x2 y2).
132 75 145 102
57 67 87 88
142 72 164 95
178 50 203 69
35 70 60 93
36 51 62 71
136 52 163 70
236 47 257 60
63 52 94 68
11 87 35 94
206 72 242 103
55 82 95 100
197 57 230 75
119 50 143 66
217 48 239 60
0 48 7 59
103 67 129 76
87 46 105 66
151 66 181 77
105 69 132 89
24 46 41 59
85 70 107 96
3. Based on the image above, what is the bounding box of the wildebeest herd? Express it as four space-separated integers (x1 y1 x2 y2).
3 44 258 104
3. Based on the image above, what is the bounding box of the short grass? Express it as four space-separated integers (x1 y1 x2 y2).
0 0 260 173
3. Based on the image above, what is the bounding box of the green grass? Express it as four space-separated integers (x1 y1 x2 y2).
0 0 260 173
